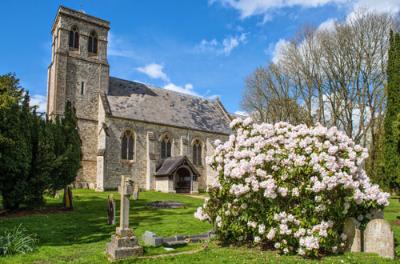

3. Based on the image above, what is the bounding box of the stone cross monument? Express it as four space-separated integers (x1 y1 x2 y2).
106 176 143 260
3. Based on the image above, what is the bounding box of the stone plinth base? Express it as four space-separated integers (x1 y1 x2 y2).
116 227 134 237
106 234 143 260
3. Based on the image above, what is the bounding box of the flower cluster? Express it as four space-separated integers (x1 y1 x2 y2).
195 117 389 257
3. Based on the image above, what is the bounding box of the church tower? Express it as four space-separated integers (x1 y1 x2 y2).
47 6 110 187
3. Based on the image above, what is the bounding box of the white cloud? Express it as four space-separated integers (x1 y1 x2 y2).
234 110 249 116
213 0 400 22
352 0 400 14
318 18 337 31
136 63 170 82
135 63 218 98
196 33 248 55
136 64 209 98
271 38 290 64
31 94 47 113
163 83 199 96
222 33 247 55
214 0 346 21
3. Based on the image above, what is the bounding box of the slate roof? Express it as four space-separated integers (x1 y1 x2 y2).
155 156 199 177
105 77 231 135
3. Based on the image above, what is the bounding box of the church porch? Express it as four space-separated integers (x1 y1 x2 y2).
154 156 199 194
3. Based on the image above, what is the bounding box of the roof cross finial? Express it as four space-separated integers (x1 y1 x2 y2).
79 1 86 13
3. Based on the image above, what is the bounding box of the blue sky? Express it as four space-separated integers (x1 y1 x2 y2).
1 0 399 114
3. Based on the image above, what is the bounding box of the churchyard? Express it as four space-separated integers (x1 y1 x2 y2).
0 188 398 263
1 3 400 263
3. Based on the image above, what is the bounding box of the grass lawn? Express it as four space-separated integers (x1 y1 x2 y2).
0 189 399 263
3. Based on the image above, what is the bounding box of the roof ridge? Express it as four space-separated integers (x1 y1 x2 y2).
107 76 232 135
109 76 217 103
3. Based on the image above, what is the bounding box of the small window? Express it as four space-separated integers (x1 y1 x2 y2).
192 139 202 166
161 135 172 159
80 81 85 95
69 26 79 49
88 31 98 54
121 131 135 160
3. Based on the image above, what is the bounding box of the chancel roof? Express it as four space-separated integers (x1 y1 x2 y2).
105 77 231 135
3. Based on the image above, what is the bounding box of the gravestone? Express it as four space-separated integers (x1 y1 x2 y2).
364 219 394 259
369 209 384 220
343 218 362 252
106 176 143 260
63 187 73 209
133 184 139 201
143 231 163 247
107 195 116 225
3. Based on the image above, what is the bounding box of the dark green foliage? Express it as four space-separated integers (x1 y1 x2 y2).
383 31 400 192
25 113 55 206
0 73 81 209
0 74 31 209
0 225 38 256
48 101 81 194
366 120 386 187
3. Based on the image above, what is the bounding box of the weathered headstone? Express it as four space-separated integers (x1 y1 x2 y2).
364 219 394 259
106 176 143 260
343 217 362 252
133 184 139 201
142 231 163 247
369 209 384 220
107 195 116 225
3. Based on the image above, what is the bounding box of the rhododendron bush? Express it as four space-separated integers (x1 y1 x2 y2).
195 118 389 257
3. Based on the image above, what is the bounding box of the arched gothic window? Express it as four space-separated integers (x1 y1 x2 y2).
160 134 172 159
69 26 79 49
121 131 134 160
192 139 202 166
88 31 98 54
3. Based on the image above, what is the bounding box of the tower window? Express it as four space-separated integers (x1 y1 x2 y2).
88 31 98 54
161 135 172 159
192 139 202 166
121 131 135 160
80 81 85 95
69 26 79 49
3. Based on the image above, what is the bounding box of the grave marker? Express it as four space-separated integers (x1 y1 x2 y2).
343 218 362 252
364 219 394 259
106 176 143 260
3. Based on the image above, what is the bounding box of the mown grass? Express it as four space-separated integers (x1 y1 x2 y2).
0 189 398 263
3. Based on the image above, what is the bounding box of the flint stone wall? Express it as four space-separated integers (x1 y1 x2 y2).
102 117 227 191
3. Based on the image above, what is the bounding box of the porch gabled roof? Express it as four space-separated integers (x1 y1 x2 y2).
155 156 200 177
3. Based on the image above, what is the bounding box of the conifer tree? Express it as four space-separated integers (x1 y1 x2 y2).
383 30 400 192
26 111 55 206
0 74 31 209
49 101 81 195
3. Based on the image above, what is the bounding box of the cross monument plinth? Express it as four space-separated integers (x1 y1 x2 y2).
106 176 143 260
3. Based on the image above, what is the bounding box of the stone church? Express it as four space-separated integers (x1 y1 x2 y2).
46 6 231 193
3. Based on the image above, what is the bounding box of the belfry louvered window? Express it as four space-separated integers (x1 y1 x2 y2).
121 131 134 160
88 31 98 54
161 135 172 159
192 139 202 166
69 26 79 49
